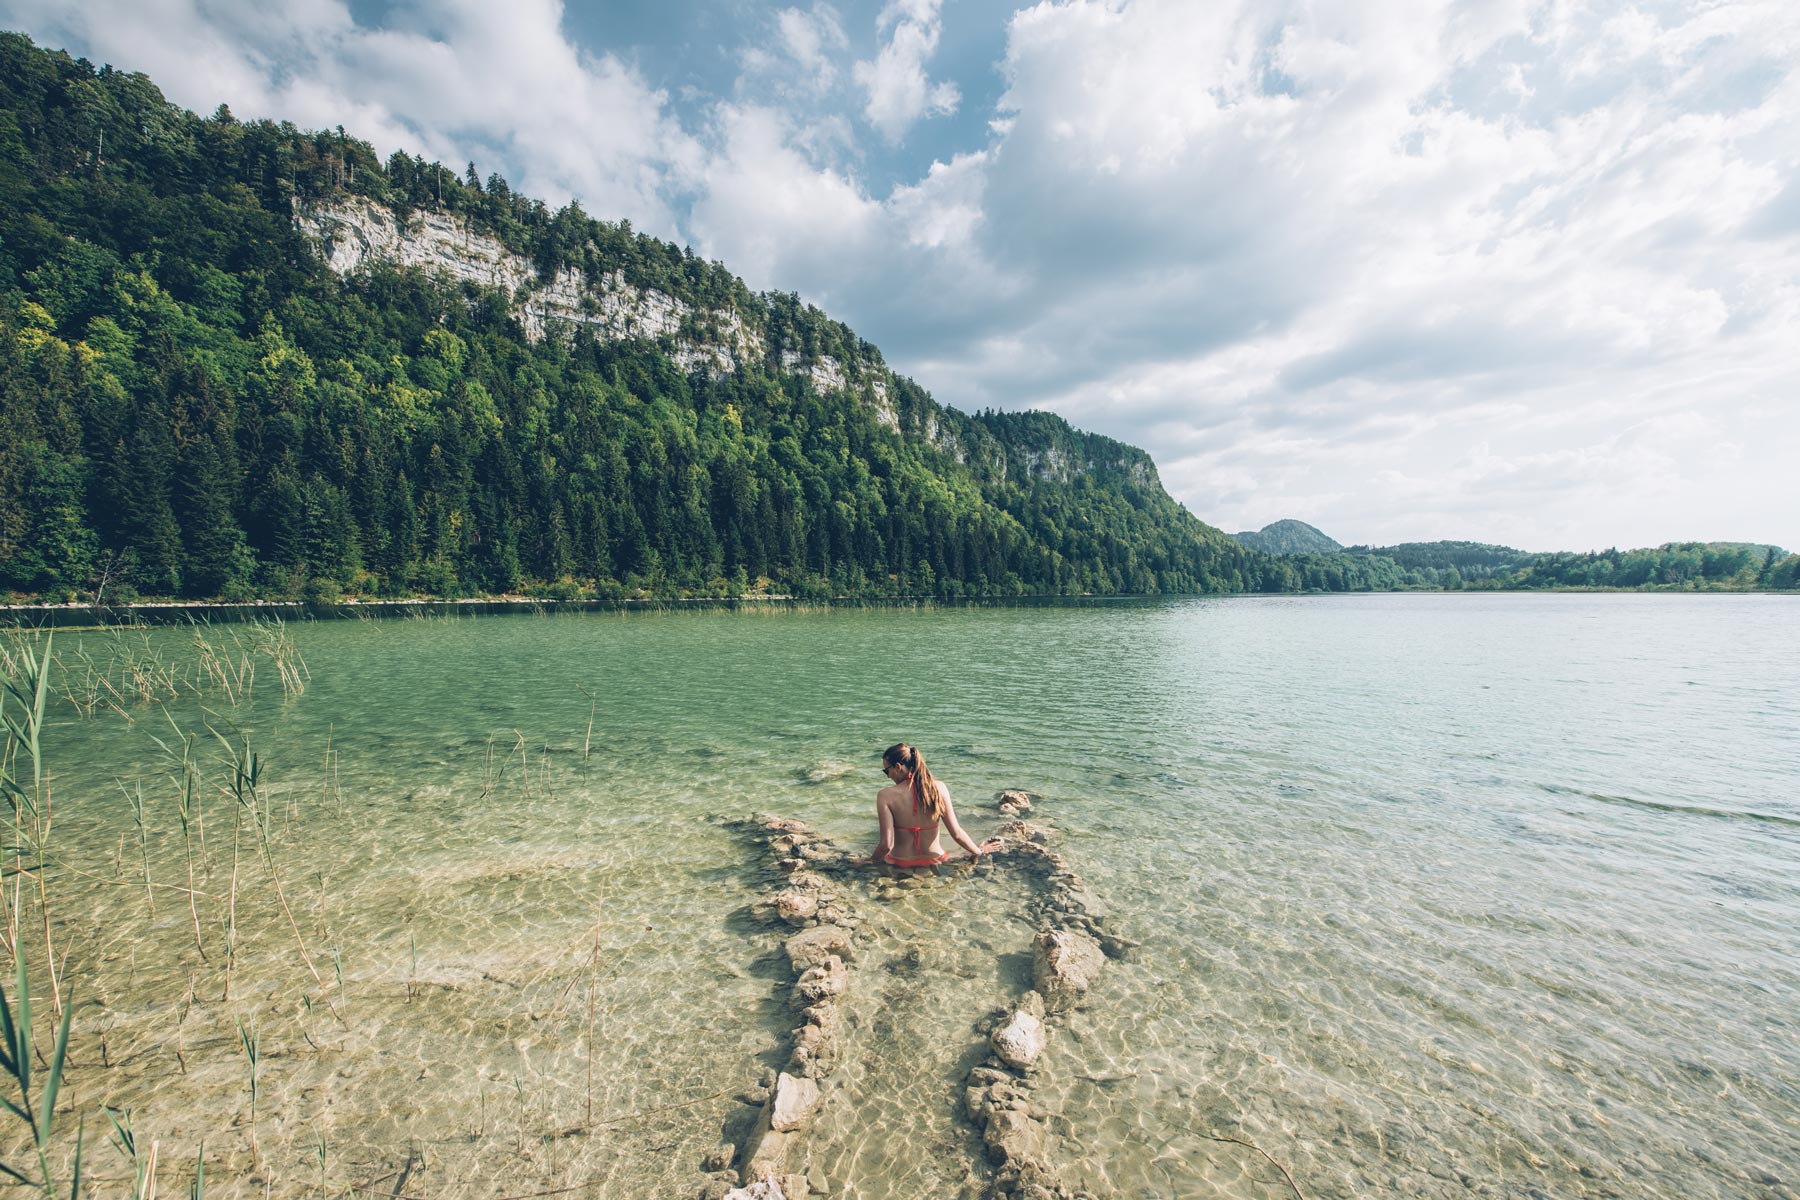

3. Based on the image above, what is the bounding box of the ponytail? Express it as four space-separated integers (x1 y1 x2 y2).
885 742 944 821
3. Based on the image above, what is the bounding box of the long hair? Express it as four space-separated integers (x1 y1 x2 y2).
883 742 944 821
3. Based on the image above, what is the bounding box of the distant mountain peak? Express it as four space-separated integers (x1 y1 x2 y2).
1232 520 1343 556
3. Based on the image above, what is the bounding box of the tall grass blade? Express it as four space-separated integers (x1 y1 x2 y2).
37 986 72 1145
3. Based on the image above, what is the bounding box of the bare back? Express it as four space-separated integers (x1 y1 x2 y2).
875 778 982 866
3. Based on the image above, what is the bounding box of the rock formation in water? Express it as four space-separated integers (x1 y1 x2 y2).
708 793 1131 1200
957 803 1132 1200
702 818 862 1200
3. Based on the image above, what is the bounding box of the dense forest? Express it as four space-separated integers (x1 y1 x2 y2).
0 35 1791 605
1340 540 1800 591
1242 520 1799 592
0 33 1441 604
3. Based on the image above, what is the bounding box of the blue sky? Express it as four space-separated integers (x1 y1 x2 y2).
6 0 1798 551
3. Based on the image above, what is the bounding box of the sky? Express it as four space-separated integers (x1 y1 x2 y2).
5 0 1798 552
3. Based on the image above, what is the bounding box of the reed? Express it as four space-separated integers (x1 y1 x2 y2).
0 942 81 1198
583 901 603 1129
233 1014 259 1158
576 686 596 763
210 729 344 1026
321 725 343 812
250 618 308 702
147 720 207 962
1 634 63 1014
105 1105 156 1200
121 780 155 916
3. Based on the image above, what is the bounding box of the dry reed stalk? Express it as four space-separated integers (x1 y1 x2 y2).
119 779 156 915
575 686 595 763
583 899 603 1129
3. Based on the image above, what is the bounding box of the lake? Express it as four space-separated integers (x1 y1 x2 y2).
22 593 1800 1198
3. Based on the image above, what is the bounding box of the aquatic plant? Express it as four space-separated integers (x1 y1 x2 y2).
1 634 63 1014
104 1105 156 1200
233 1014 259 1156
0 945 82 1198
576 685 596 763
149 717 209 962
210 726 344 1025
119 779 155 915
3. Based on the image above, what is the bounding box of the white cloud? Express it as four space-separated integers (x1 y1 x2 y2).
686 103 880 302
905 0 1800 549
852 0 960 142
742 5 848 97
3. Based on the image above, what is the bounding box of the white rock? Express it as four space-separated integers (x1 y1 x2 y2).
786 925 853 972
773 890 818 925
991 1008 1047 1070
794 956 848 1004
769 1071 822 1133
1033 929 1105 1014
723 1182 785 1200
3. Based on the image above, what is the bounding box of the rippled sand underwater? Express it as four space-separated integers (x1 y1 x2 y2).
10 596 1799 1198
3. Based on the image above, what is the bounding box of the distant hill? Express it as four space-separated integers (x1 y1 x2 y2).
1233 520 1343 556
1698 541 1789 562
1344 540 1528 579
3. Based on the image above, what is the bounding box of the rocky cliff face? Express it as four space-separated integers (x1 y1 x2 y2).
293 199 1156 492
295 197 893 420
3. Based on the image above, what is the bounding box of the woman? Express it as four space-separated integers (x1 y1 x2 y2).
857 742 1000 868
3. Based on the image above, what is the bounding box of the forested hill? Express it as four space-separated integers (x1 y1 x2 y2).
1232 520 1343 556
2 32 1428 603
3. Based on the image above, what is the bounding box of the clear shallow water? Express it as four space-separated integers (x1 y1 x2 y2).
23 594 1800 1198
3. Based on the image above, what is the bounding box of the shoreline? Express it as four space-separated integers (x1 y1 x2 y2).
1 587 1792 629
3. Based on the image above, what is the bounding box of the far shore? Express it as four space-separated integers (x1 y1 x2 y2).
1 587 1791 629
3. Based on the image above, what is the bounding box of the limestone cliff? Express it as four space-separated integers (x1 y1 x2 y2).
295 197 892 421
293 197 1156 492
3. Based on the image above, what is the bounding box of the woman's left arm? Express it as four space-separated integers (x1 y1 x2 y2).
939 789 984 858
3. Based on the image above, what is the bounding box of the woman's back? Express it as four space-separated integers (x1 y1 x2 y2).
880 780 947 865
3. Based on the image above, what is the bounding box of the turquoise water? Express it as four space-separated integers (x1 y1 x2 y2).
23 594 1800 1198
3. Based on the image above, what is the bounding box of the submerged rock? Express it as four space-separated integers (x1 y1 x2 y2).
991 1012 1046 1071
740 1121 791 1185
798 760 856 785
984 1107 1047 1165
789 1019 840 1077
698 1175 738 1200
991 992 1049 1070
793 955 848 1004
769 1072 822 1132
772 890 819 925
786 925 854 972
996 790 1037 816
723 1180 786 1200
1032 930 1105 1014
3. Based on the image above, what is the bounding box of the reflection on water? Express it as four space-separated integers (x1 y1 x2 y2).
18 594 1800 1198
